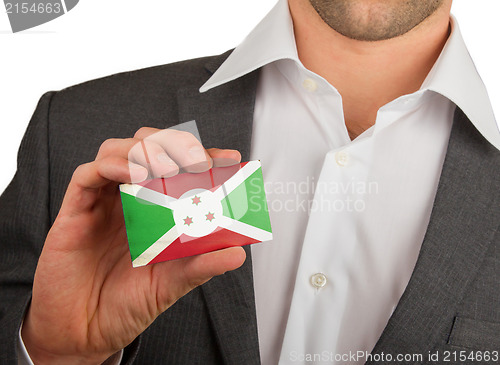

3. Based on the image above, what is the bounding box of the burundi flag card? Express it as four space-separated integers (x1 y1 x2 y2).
119 160 272 267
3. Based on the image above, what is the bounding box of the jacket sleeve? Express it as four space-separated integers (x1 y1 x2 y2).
0 92 141 364
0 92 55 364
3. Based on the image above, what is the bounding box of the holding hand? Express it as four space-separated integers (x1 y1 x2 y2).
22 127 246 365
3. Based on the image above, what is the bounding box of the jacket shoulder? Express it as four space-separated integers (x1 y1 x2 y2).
53 51 231 105
44 51 232 143
41 52 233 211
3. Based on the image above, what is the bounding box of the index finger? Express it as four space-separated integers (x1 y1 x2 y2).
135 127 210 173
134 127 241 173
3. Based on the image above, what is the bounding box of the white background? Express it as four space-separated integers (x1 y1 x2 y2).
1 0 499 194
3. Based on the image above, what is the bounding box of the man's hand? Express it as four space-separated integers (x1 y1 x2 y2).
21 127 246 364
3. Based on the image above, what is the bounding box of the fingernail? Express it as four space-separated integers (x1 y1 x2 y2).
129 163 148 182
212 158 239 167
188 146 207 162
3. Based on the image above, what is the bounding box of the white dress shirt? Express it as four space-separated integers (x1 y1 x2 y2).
19 0 499 364
201 0 499 364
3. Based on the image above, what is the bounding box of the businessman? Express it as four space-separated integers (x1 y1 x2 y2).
1 0 499 364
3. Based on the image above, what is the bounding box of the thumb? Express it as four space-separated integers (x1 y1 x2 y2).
154 247 247 312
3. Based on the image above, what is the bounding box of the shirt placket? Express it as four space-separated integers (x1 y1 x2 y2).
278 74 375 363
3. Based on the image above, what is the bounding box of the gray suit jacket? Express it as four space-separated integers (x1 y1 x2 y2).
0 51 499 364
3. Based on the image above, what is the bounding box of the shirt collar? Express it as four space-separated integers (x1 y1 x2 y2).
421 16 499 149
199 0 297 92
200 0 499 150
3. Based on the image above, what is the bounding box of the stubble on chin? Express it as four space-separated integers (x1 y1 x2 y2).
308 0 445 41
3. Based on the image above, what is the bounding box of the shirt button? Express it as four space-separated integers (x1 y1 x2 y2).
311 273 327 289
335 150 349 166
302 78 317 92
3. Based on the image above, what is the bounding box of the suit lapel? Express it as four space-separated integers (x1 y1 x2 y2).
175 54 500 364
176 55 261 364
368 108 500 363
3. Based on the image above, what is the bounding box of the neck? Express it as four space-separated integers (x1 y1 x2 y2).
288 0 452 140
